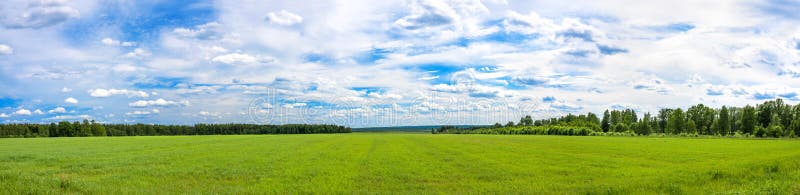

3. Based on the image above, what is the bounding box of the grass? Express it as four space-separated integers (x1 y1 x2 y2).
1 133 799 194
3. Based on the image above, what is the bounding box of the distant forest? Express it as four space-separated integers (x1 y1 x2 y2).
0 122 351 138
436 98 800 138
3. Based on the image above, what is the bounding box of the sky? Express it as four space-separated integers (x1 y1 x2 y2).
1 0 800 127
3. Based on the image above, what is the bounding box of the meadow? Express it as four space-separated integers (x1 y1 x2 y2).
1 133 799 194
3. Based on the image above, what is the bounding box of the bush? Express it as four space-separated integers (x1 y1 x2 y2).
767 126 783 138
755 126 767 137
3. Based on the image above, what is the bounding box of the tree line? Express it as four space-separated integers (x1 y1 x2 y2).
0 120 351 138
438 98 800 138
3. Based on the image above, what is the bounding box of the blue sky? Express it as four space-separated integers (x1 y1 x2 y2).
1 0 800 127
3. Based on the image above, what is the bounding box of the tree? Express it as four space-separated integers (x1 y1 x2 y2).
90 120 106 136
686 120 697 134
687 104 715 135
493 123 503 128
519 115 533 126
657 108 672 133
612 123 629 133
767 114 784 138
718 106 730 136
610 110 621 126
587 112 600 126
634 115 652 135
601 110 610 132
48 123 57 137
505 121 515 127
666 108 685 134
756 100 779 128
741 105 757 135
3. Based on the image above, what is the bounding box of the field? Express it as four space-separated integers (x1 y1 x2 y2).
1 133 799 194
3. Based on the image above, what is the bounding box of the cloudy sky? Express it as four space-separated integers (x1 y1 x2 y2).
1 0 799 127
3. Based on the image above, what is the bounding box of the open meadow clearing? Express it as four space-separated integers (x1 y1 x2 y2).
1 133 799 194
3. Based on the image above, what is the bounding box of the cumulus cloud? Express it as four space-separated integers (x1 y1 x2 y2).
395 0 490 31
123 48 151 58
282 102 307 109
395 0 457 30
265 10 303 25
101 38 135 47
502 11 559 35
173 22 225 40
89 88 149 98
632 78 672 95
48 115 91 120
13 109 32 115
61 87 72 93
64 97 78 104
126 109 160 116
550 101 583 112
368 93 403 100
211 53 274 65
430 83 511 99
128 98 189 107
33 109 44 115
0 44 13 55
4 0 800 125
0 113 9 118
1 0 80 29
48 107 66 113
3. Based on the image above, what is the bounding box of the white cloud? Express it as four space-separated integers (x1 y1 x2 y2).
211 53 274 65
64 97 78 104
48 107 66 113
0 113 9 118
89 88 149 98
123 48 151 58
33 109 44 115
173 22 225 40
265 10 303 25
61 87 72 93
2 0 800 126
128 98 189 107
368 93 403 100
126 109 160 116
282 102 307 108
101 38 135 47
48 115 91 120
395 0 456 30
112 64 140 72
199 111 221 117
0 44 12 55
1 0 80 29
13 109 32 115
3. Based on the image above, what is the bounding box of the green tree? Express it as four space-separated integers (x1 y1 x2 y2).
657 108 672 133
741 105 757 135
756 99 779 128
586 112 600 126
686 104 715 135
686 120 697 134
635 114 652 135
666 108 685 134
601 110 610 132
767 114 783 138
718 106 730 135
519 115 533 126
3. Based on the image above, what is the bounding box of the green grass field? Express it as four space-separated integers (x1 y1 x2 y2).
1 133 799 194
